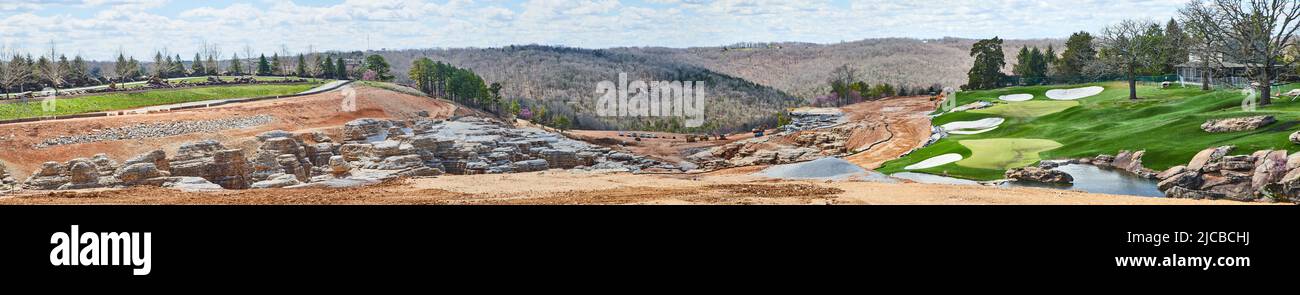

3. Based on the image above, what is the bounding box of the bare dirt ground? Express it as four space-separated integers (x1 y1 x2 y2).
0 86 457 180
841 96 937 169
0 170 1256 205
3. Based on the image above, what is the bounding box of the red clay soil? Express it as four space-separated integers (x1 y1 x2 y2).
0 86 457 180
841 96 936 169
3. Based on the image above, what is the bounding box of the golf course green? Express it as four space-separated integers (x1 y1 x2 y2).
878 81 1300 180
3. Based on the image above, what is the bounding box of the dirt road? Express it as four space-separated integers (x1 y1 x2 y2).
0 170 1255 205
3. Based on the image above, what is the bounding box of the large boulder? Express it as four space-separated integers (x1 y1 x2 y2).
1166 186 1226 200
58 158 103 190
121 150 169 172
372 140 404 158
1188 146 1234 171
24 162 69 190
1156 165 1187 180
116 163 167 185
339 144 373 161
342 118 389 141
1005 167 1073 184
1252 150 1288 191
90 153 119 177
1201 115 1275 133
1291 131 1300 145
329 156 352 177
1158 171 1203 191
170 141 249 190
305 143 335 167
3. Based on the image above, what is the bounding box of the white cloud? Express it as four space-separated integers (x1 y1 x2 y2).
2 0 1194 60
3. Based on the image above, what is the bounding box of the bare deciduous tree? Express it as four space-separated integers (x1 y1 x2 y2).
1180 1 1227 90
40 43 68 94
1182 0 1300 105
1100 19 1162 100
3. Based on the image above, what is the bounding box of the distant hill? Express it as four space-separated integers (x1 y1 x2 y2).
621 38 1063 99
368 45 803 132
368 38 1063 131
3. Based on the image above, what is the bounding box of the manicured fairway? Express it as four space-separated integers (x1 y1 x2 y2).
970 100 1078 117
881 81 1300 180
956 138 1062 170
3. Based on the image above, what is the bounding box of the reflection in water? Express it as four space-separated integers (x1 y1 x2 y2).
892 164 1165 197
1001 164 1164 197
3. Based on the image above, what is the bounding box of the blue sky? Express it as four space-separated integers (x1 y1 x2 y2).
0 0 1188 61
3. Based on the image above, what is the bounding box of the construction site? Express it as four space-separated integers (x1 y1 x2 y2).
0 80 1246 205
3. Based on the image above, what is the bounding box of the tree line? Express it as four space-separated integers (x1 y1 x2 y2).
965 0 1300 106
965 18 1191 95
820 64 943 106
0 43 362 98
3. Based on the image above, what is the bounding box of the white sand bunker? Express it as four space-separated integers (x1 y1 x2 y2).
1046 86 1104 100
998 94 1033 102
756 157 896 182
905 153 963 170
940 117 1005 135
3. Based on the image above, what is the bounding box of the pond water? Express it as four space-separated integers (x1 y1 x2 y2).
999 164 1164 197
891 164 1164 197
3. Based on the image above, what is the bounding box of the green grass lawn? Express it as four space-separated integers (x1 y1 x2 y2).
957 138 1063 170
971 100 1079 117
880 81 1300 180
0 83 316 120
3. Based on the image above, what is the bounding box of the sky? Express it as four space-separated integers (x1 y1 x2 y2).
0 0 1190 61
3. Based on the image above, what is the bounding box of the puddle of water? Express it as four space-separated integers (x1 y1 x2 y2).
1000 164 1164 197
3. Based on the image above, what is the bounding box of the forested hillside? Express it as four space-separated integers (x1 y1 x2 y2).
367 38 1062 131
372 45 802 132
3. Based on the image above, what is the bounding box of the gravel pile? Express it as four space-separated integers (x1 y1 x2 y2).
35 115 276 148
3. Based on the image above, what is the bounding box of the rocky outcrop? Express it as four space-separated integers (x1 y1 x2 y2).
1005 167 1073 184
90 154 119 177
1158 146 1300 202
1187 146 1233 171
58 158 104 190
0 162 17 190
19 116 663 192
116 163 167 185
1200 115 1275 133
342 118 389 141
248 137 315 183
24 162 69 190
169 141 249 189
121 150 169 172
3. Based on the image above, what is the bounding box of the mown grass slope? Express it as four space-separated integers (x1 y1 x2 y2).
879 81 1300 180
0 83 317 120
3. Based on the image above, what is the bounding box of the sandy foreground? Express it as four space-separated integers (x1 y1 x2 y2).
0 168 1256 205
